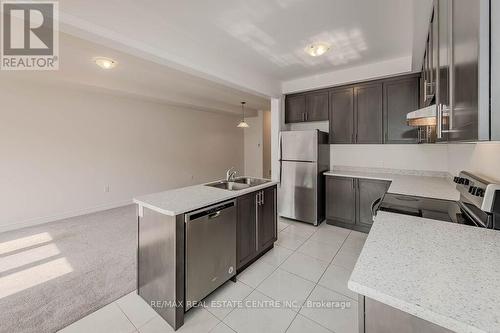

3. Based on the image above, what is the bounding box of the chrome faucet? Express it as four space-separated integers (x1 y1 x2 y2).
226 167 237 182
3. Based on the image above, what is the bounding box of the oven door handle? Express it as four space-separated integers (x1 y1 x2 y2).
371 197 382 219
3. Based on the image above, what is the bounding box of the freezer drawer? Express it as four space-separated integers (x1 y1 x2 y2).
278 161 317 224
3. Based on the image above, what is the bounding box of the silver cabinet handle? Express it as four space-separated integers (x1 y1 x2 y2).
255 194 259 251
261 191 265 205
423 79 428 101
448 0 455 132
437 103 443 139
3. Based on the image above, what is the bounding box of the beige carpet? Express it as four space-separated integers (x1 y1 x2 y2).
0 205 137 333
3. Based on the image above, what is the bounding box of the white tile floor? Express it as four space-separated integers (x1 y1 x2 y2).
58 218 367 333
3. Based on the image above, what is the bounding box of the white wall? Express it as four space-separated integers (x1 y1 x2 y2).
262 111 272 179
331 144 448 171
283 121 449 172
447 143 500 181
0 79 244 231
243 111 264 178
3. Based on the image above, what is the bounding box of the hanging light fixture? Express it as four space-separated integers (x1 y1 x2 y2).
237 102 249 128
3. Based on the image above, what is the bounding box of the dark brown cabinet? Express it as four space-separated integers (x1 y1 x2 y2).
285 91 328 123
326 176 356 226
355 83 383 144
305 92 329 122
326 176 390 232
383 76 420 143
257 186 277 252
356 179 391 229
329 88 354 144
236 192 257 269
285 95 306 123
236 186 277 270
328 83 383 144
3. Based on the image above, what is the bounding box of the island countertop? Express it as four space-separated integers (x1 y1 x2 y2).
348 211 500 333
133 179 279 216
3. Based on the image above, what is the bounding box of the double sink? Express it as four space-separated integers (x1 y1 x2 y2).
205 177 271 191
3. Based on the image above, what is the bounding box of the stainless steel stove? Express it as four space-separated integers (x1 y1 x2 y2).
378 171 500 230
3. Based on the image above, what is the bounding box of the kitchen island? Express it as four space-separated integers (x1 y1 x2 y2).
133 178 278 330
349 211 500 333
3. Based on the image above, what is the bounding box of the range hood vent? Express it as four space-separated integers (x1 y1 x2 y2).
406 104 437 127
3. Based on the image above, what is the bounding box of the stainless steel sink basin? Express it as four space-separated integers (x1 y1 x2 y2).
233 177 270 186
205 177 271 191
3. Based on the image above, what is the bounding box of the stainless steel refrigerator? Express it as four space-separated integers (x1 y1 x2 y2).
278 130 329 225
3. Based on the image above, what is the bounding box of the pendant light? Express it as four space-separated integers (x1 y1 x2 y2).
237 102 249 128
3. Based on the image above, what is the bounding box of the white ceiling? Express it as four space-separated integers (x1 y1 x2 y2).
2 32 270 115
57 0 432 97
2 1 433 112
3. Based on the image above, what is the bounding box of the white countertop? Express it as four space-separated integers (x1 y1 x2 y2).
324 169 459 201
133 180 278 216
348 211 500 333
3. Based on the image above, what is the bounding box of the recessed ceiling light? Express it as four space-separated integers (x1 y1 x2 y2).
305 42 330 57
94 57 118 69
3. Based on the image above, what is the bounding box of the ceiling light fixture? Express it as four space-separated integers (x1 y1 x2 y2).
237 102 249 128
305 42 331 57
94 57 118 69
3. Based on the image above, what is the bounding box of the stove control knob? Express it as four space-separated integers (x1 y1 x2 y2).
469 186 477 195
463 179 470 186
454 176 460 183
476 188 485 197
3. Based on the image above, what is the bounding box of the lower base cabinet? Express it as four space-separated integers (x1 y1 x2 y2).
362 297 454 333
326 176 390 233
236 186 277 270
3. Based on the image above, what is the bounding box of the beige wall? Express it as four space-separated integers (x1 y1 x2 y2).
0 80 244 231
243 111 264 178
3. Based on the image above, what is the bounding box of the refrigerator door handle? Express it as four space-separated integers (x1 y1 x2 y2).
278 132 283 185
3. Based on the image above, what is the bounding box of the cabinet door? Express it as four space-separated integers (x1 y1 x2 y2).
258 187 277 252
383 77 419 143
329 88 354 144
326 176 356 226
356 179 390 229
306 92 329 122
285 95 306 123
448 0 480 141
236 192 257 269
355 83 383 144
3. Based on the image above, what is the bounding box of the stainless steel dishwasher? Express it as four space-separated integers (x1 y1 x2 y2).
185 200 236 309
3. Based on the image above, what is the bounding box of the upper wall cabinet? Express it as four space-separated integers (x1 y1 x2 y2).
285 95 306 123
355 83 383 144
383 76 420 143
285 91 328 123
430 0 491 142
318 73 420 144
329 87 354 144
328 83 384 144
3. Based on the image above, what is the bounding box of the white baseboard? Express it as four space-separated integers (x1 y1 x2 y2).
0 200 133 233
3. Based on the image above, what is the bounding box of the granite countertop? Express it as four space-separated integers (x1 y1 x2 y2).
348 211 500 333
324 168 459 201
133 179 278 216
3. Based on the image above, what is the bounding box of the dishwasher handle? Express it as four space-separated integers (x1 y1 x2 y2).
186 200 235 222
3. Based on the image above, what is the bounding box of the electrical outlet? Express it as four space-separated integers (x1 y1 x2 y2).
104 185 110 193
